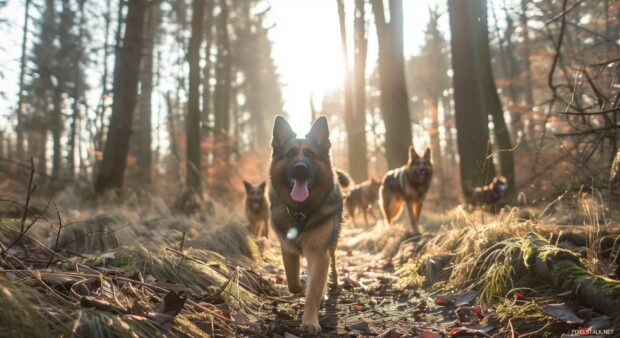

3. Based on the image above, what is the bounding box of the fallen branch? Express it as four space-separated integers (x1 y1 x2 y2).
524 233 620 315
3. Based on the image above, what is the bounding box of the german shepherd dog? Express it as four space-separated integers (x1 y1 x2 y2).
380 147 432 234
345 178 381 226
243 181 269 237
466 176 508 207
269 115 342 334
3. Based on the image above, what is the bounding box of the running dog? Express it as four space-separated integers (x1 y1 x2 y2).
466 176 508 207
243 181 269 237
380 147 433 234
269 115 343 334
345 178 381 226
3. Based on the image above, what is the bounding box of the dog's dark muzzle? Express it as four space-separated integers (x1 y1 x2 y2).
287 161 315 189
416 168 429 180
292 161 310 180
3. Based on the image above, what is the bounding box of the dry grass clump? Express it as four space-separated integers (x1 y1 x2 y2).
345 222 413 258
0 277 58 338
427 208 544 287
75 310 176 338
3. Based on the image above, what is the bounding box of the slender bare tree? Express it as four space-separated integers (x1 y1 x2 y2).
94 0 147 194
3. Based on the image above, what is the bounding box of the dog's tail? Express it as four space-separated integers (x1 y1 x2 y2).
336 169 353 191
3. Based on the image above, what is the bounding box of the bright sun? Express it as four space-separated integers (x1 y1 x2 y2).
269 0 346 135
268 0 437 136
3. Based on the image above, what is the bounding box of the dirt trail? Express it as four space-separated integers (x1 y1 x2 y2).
258 227 456 337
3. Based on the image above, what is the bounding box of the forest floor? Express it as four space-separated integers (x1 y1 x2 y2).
1 184 620 337
257 227 458 337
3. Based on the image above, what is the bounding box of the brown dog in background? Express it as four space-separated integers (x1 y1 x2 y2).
269 115 343 334
345 178 381 226
380 147 433 234
243 181 269 237
466 176 508 207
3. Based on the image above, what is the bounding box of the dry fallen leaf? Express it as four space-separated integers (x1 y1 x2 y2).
542 303 584 324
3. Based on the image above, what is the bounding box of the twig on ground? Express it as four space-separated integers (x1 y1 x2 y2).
1 158 37 258
46 201 64 269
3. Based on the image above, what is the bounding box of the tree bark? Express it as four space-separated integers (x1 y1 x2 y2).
213 0 231 162
351 0 369 181
474 0 516 198
136 1 161 182
428 98 445 203
202 0 215 137
16 0 31 163
186 0 206 194
520 0 534 107
336 0 360 181
371 0 413 169
449 0 496 198
51 85 63 181
94 0 147 194
68 0 85 180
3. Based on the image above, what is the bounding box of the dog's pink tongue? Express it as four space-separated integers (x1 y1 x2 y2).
290 179 309 202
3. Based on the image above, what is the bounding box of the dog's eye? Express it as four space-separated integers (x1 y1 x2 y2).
286 149 296 158
304 149 315 159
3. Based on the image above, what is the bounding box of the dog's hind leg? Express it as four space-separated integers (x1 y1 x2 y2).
282 249 302 294
347 204 357 227
383 194 404 225
329 243 338 289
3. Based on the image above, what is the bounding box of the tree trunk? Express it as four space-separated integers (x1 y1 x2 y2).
94 0 147 194
68 0 85 180
428 98 445 204
520 0 534 107
474 0 516 198
94 0 113 156
202 0 215 137
371 0 413 169
16 0 31 163
351 0 369 181
213 0 231 162
51 88 63 181
186 0 206 194
449 0 495 198
136 1 161 183
336 0 358 180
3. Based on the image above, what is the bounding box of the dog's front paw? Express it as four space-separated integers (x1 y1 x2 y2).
287 283 303 295
300 320 321 334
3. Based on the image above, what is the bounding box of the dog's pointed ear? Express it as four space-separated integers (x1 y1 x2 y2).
306 116 330 150
408 145 419 163
423 147 431 161
243 181 252 193
258 181 266 192
271 115 296 150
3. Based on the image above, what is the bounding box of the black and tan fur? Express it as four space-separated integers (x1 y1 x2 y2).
466 176 508 207
243 181 269 237
380 146 433 234
345 178 381 226
269 115 342 334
